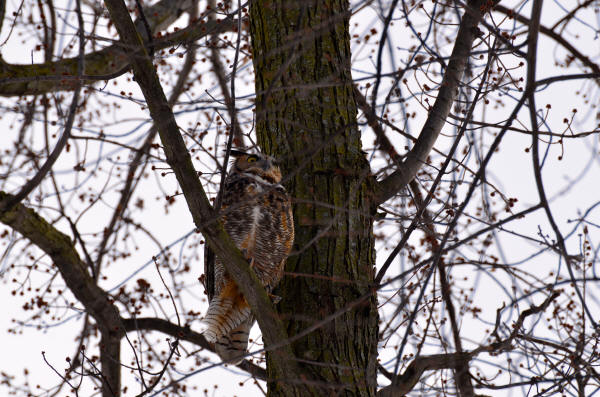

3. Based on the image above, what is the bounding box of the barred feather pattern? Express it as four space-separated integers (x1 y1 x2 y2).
215 317 254 365
200 281 252 343
200 153 294 363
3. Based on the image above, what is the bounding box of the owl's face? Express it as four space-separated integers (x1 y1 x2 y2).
230 149 282 183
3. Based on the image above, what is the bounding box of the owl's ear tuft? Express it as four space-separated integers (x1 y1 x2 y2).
229 149 250 157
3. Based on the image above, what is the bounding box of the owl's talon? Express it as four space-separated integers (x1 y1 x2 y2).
269 293 282 304
198 320 216 342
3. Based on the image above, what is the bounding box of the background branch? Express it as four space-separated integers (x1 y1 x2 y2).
375 0 490 205
377 292 560 396
0 191 122 394
0 2 234 96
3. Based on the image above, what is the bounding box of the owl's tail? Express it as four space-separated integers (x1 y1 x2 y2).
199 281 252 344
215 316 253 364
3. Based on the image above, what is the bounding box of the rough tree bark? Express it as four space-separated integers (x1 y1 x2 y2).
250 1 378 395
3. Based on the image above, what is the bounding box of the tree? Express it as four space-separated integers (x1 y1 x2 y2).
0 0 598 396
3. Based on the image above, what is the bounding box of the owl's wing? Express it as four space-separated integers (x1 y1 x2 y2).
205 173 258 301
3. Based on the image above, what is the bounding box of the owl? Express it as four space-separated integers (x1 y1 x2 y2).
200 149 294 364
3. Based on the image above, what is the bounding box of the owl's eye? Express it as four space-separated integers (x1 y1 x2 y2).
247 156 258 163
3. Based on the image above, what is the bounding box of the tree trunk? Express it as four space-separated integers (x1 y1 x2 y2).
250 1 378 395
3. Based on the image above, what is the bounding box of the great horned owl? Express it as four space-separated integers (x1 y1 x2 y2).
200 149 294 364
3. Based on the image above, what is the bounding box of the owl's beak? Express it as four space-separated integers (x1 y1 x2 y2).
261 161 271 171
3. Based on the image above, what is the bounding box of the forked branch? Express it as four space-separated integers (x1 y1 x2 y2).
0 0 235 96
377 291 560 396
374 0 492 205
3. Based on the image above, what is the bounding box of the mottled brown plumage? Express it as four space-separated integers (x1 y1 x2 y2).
200 150 294 364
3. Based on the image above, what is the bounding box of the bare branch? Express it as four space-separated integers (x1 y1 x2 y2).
94 10 200 279
0 191 122 394
121 317 267 380
0 200 120 329
0 0 85 212
409 181 475 397
525 0 597 328
494 4 600 85
374 0 491 205
378 292 560 396
0 2 234 96
207 0 244 147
